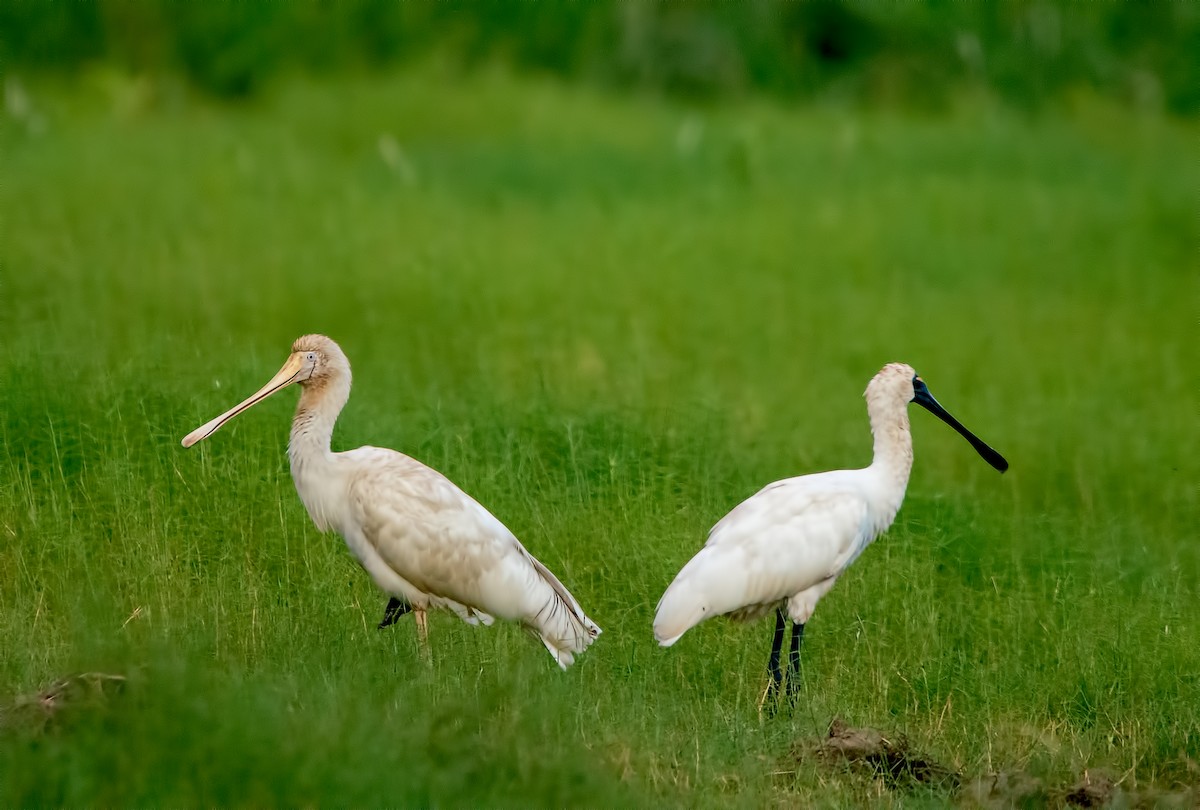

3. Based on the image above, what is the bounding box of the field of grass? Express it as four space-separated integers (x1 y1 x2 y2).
2 64 1197 805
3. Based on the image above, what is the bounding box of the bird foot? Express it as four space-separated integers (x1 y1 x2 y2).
757 678 801 718
378 597 411 630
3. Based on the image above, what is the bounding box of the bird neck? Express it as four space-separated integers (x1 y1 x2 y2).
288 373 350 473
287 372 351 533
866 393 914 509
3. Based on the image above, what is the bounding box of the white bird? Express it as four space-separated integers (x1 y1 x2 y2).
182 335 601 669
653 363 1007 702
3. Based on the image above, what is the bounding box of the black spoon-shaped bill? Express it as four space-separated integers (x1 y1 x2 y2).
912 379 1009 472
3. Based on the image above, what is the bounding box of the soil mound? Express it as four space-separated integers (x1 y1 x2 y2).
793 716 959 790
0 672 126 734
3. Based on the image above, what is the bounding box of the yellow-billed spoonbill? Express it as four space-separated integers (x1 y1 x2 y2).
653 363 1007 702
181 335 601 669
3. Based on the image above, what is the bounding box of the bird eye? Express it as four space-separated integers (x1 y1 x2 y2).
307 352 316 363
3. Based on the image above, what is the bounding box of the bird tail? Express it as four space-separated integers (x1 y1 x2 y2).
525 555 601 670
653 579 707 647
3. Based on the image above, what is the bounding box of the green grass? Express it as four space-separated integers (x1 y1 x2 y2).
2 64 1197 805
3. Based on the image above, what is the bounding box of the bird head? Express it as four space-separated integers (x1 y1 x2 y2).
181 334 351 448
866 362 1008 473
289 334 352 391
864 362 919 405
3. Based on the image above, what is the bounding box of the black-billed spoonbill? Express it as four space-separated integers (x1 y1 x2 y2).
653 363 1006 702
182 335 601 668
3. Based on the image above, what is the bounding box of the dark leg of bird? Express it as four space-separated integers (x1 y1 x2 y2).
786 622 805 701
378 597 411 630
766 608 787 696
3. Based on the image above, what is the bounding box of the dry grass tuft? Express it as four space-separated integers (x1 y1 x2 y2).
0 673 127 735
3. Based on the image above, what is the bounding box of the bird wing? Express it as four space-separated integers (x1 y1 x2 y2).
654 473 871 644
341 447 518 604
340 447 598 643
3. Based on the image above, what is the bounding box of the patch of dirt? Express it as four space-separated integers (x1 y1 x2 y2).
964 769 1049 808
1062 770 1117 807
791 719 1200 808
1125 786 1200 809
968 767 1200 810
792 717 960 791
0 672 126 734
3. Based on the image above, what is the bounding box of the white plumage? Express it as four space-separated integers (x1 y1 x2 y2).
183 334 600 669
654 363 1007 700
654 473 878 645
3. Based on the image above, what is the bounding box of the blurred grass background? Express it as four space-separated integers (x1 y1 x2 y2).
4 0 1198 113
2 3 1198 806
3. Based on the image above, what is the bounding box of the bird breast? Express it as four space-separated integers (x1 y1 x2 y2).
289 455 347 533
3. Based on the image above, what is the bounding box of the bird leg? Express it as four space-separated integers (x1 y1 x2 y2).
414 606 431 662
758 609 788 712
786 621 805 701
378 597 412 630
767 608 786 689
